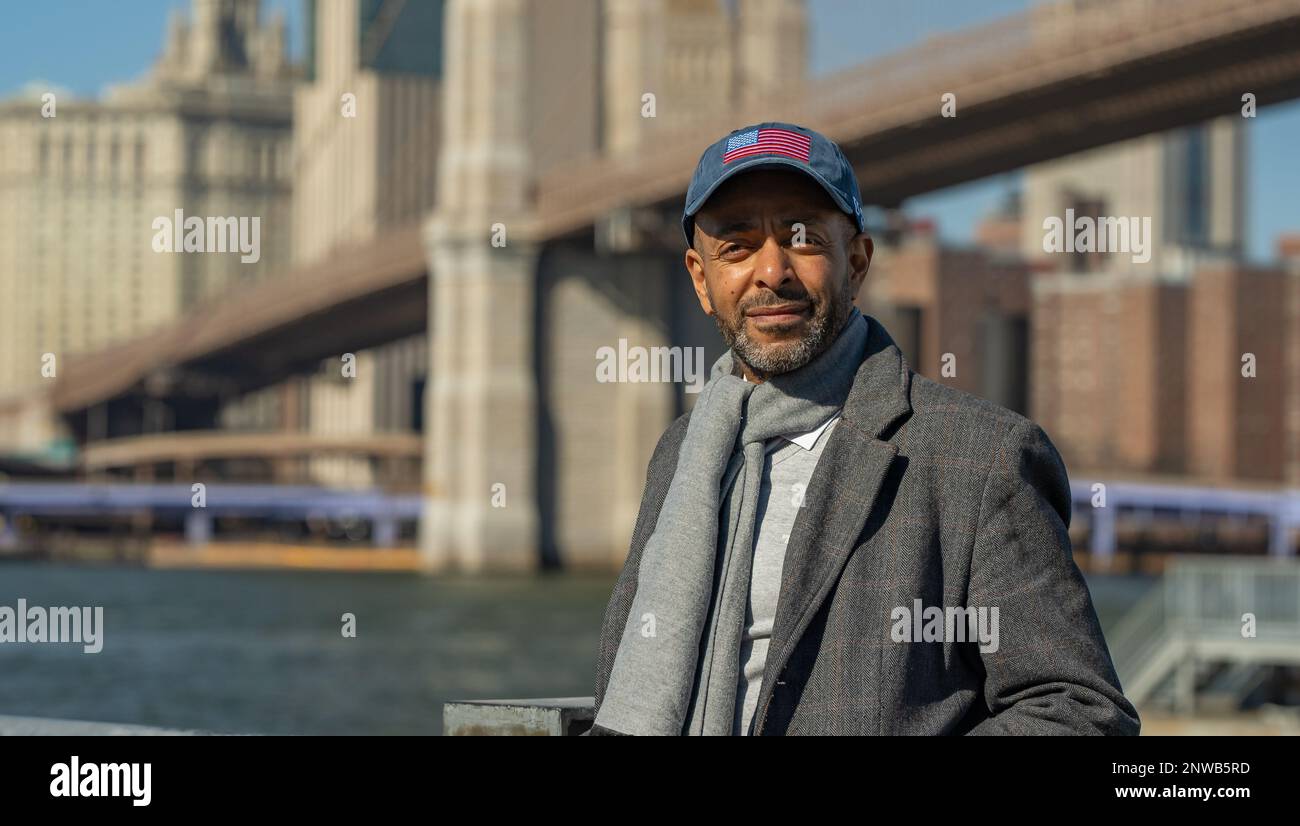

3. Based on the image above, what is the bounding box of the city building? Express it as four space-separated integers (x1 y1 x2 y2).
863 217 1032 416
0 0 296 458
1020 117 1244 277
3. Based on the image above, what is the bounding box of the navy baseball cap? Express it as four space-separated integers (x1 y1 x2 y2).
682 121 866 247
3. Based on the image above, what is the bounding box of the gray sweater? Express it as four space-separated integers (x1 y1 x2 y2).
718 416 840 735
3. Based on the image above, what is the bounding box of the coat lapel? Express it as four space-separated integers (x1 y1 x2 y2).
751 313 912 733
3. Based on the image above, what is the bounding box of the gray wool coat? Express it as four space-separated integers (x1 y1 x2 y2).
587 314 1140 736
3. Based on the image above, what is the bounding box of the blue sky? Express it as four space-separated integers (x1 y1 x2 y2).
2 0 1296 260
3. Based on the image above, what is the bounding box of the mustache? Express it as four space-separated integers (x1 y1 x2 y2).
737 290 815 313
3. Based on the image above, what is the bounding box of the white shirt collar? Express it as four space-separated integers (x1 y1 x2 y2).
782 410 841 450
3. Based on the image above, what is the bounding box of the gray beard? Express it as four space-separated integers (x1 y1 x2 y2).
714 291 850 380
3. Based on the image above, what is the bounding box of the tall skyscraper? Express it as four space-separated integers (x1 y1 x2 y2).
1021 117 1245 277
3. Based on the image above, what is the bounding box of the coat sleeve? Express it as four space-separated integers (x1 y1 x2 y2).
963 419 1141 736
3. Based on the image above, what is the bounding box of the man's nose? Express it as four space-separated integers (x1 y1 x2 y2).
752 235 792 290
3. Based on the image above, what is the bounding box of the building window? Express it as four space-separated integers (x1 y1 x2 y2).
980 312 1029 414
1066 193 1107 273
893 306 924 372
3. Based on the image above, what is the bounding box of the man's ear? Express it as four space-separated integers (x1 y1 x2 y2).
847 231 873 299
685 243 715 317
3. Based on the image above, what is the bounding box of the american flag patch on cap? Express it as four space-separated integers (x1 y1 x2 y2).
722 128 812 164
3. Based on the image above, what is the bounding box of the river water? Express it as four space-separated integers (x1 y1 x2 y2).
0 562 1153 734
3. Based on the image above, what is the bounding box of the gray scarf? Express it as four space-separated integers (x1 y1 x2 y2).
594 306 869 735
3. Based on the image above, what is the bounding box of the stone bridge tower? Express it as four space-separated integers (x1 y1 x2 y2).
422 0 807 572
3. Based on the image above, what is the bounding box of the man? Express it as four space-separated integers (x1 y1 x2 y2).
586 122 1140 736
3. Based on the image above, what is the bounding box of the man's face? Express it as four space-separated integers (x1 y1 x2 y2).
684 168 873 381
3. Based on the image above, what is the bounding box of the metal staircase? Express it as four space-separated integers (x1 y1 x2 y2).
1108 556 1300 710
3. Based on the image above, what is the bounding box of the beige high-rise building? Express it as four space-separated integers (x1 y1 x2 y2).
293 0 443 265
0 0 296 415
1021 117 1245 277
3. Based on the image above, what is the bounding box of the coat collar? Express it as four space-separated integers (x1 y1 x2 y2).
841 311 913 439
